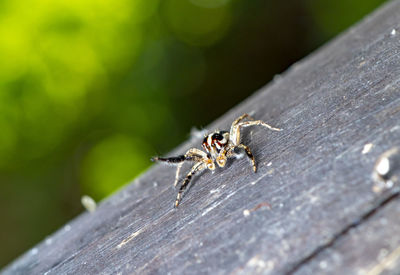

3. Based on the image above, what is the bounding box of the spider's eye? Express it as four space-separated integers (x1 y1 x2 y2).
212 131 228 145
212 132 223 141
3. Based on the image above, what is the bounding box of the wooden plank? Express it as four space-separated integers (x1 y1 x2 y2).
3 0 400 274
294 192 400 275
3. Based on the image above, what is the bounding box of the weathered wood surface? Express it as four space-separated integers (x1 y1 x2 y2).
3 1 400 274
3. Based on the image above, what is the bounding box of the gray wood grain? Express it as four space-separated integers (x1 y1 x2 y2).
3 0 400 274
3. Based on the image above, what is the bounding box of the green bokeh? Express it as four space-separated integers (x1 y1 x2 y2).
164 0 232 46
0 0 387 267
81 134 152 199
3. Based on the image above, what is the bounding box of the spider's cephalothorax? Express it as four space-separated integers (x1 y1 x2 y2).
151 113 281 207
202 130 229 157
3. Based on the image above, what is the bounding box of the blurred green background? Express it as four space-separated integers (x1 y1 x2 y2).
0 0 387 267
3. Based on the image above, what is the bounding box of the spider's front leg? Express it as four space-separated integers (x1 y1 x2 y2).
175 162 207 207
228 114 281 172
231 113 254 126
230 113 281 146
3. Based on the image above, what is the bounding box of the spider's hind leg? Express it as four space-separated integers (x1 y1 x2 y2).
151 155 186 163
151 147 208 164
152 148 208 187
174 162 184 187
175 162 206 207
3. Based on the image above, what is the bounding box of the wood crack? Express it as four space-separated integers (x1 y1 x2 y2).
284 187 400 274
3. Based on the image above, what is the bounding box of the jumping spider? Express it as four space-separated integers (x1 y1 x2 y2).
152 113 281 207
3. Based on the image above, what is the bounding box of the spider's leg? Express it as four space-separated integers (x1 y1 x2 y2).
173 162 183 187
153 148 209 188
232 144 257 172
185 148 208 159
175 148 210 186
151 155 187 164
232 113 255 126
175 162 206 207
231 120 281 146
239 120 281 131
151 148 207 164
230 114 254 146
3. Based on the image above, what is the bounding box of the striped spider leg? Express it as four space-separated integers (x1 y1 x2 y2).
152 148 214 207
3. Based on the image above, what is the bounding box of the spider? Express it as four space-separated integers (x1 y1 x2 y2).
151 113 281 207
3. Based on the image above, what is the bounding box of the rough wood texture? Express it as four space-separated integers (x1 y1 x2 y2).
3 1 400 274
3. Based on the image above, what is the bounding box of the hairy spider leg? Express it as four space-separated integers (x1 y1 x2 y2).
226 143 257 172
152 148 209 186
174 162 183 187
186 148 209 159
231 119 281 146
231 113 255 127
228 113 280 171
175 149 210 186
238 144 257 172
230 113 255 146
175 162 207 207
152 148 208 163
151 155 187 163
